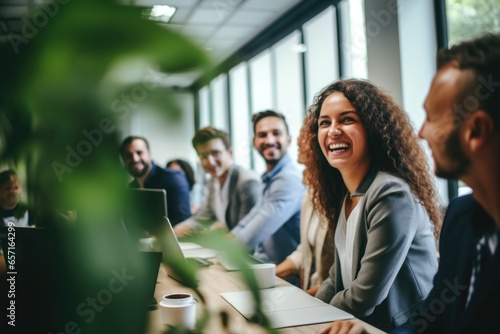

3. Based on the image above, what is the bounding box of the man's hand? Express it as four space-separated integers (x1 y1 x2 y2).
173 224 192 237
209 221 224 230
306 285 320 296
317 320 371 334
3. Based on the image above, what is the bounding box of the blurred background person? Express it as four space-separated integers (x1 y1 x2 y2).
0 169 31 227
0 169 32 275
120 136 191 226
173 127 261 236
166 158 205 214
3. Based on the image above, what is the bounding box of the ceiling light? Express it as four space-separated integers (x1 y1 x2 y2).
142 5 176 23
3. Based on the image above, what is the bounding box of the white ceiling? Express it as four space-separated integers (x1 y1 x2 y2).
0 0 305 88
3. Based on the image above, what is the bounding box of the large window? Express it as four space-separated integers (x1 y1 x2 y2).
198 86 211 128
339 0 367 79
229 62 252 169
249 50 274 173
303 6 340 106
272 30 305 171
194 1 364 176
446 0 500 46
210 74 229 131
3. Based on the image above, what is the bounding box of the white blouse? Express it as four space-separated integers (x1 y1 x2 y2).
335 196 362 289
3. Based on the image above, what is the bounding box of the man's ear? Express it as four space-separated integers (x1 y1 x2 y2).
467 110 495 152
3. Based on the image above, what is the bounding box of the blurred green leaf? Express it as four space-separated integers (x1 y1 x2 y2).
0 0 272 333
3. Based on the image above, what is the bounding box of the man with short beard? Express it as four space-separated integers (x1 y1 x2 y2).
120 136 191 226
229 110 305 266
0 170 30 227
173 127 261 237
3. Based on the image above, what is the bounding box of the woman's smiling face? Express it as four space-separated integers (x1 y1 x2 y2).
317 92 370 173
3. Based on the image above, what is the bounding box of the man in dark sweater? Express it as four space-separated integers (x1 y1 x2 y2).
120 136 191 226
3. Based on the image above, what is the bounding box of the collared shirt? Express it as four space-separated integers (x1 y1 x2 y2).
335 195 362 289
212 167 231 228
1 204 29 227
1 204 30 255
466 230 499 307
231 154 304 264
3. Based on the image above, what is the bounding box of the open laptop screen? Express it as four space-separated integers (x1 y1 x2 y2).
121 188 167 238
155 216 199 288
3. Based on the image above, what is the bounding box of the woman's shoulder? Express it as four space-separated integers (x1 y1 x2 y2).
366 171 412 199
373 171 408 187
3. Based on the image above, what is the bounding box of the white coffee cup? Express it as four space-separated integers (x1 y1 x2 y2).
159 293 197 329
251 263 276 289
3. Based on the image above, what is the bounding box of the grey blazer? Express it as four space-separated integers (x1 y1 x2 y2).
315 169 438 332
224 165 262 229
178 165 261 230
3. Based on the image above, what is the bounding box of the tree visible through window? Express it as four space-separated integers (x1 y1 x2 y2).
446 0 500 46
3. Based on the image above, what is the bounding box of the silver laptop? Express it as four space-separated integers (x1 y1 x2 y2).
220 285 353 328
216 251 264 271
179 242 218 259
156 216 215 287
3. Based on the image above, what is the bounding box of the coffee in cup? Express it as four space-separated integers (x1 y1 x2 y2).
159 293 197 329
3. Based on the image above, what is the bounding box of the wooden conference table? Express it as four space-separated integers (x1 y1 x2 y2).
146 261 386 334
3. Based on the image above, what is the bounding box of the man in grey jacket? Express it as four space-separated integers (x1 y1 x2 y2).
174 127 261 236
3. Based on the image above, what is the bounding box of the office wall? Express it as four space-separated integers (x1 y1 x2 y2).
117 91 198 171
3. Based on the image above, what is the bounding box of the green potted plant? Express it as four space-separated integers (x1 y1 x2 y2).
0 1 275 333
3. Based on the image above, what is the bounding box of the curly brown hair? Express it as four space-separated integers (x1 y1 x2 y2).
301 79 442 238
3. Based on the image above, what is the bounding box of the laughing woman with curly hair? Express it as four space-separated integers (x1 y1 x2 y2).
301 79 442 332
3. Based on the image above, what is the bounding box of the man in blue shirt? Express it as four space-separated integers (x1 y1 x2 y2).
230 110 305 264
120 136 191 226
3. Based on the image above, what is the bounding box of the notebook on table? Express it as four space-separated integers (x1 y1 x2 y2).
216 251 264 271
220 285 354 329
179 241 262 271
179 241 218 260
